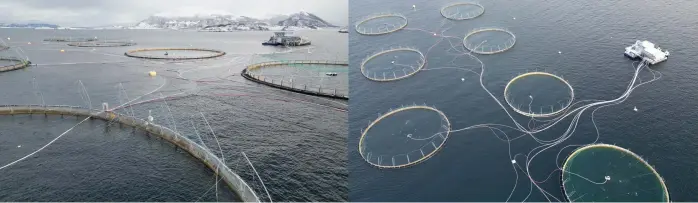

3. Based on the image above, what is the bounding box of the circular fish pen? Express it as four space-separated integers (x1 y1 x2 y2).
243 60 348 100
561 144 670 202
440 2 485 20
0 105 260 202
504 71 573 118
67 41 136 47
358 105 450 168
463 27 516 54
360 47 426 82
43 37 98 42
354 13 408 35
124 48 226 60
0 57 31 73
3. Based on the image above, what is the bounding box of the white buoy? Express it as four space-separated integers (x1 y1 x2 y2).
513 17 516 20
605 176 611 180
511 160 516 164
17 145 21 148
413 5 416 10
529 95 533 99
558 51 562 54
633 106 638 112
461 78 465 81
147 110 154 122
6 37 10 40
391 61 395 64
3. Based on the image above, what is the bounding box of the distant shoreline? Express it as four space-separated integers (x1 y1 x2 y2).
0 27 344 32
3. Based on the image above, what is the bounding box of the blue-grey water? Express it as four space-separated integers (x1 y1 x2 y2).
1 28 347 201
0 115 238 202
349 0 698 201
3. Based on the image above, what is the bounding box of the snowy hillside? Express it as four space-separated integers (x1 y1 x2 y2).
0 23 59 28
129 11 337 31
276 11 337 28
132 14 257 30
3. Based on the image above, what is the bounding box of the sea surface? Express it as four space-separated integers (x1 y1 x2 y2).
0 115 238 202
0 28 347 201
349 0 698 201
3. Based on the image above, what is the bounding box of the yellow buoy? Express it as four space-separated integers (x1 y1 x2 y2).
60 49 65 52
148 71 157 77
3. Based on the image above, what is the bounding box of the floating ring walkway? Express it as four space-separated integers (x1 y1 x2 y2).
354 13 408 35
358 105 451 168
504 71 574 118
463 27 516 54
0 104 260 202
561 144 669 202
124 48 226 60
44 37 98 42
242 60 348 100
360 47 426 82
68 41 137 47
440 2 485 20
0 57 31 73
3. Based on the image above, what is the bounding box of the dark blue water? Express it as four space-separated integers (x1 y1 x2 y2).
349 0 698 201
1 29 347 201
0 115 238 202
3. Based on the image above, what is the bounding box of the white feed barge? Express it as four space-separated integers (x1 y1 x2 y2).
624 40 669 65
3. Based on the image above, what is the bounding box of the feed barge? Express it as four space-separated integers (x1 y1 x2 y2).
624 40 669 65
262 32 311 46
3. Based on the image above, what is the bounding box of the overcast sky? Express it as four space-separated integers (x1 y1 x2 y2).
0 0 348 27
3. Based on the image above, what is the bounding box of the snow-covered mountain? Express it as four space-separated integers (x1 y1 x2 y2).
277 11 337 28
132 14 253 30
129 11 336 31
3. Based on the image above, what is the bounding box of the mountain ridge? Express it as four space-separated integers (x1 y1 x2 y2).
0 23 59 28
132 11 337 31
0 11 339 31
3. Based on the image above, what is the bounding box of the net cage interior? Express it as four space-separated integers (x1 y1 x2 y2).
440 2 485 20
125 48 225 59
561 145 669 202
360 106 450 168
463 28 516 54
504 72 574 118
355 13 409 35
245 61 349 96
361 47 425 82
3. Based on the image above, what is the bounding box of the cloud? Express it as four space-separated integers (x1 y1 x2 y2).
0 0 348 27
